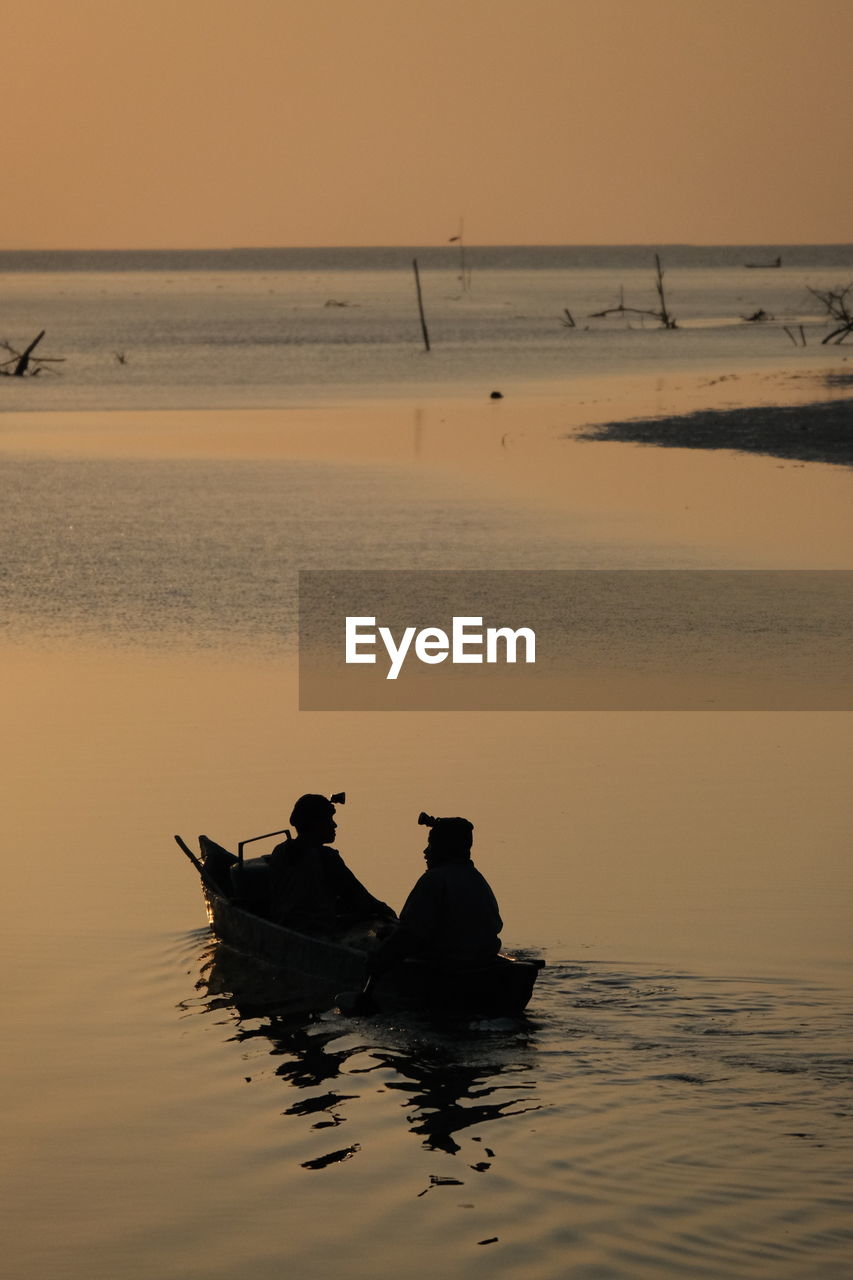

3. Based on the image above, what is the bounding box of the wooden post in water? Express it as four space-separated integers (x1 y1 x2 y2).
412 258 431 352
13 330 46 376
654 254 676 329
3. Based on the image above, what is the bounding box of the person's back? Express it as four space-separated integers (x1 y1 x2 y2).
399 856 502 968
373 814 502 974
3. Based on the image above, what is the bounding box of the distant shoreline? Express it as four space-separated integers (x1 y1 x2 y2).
1 244 852 272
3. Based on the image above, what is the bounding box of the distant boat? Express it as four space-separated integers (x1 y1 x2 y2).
745 256 782 268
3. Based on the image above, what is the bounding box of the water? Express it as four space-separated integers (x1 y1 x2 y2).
2 244 852 410
2 248 853 1279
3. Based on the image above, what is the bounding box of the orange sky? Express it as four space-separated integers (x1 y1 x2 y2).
4 0 852 248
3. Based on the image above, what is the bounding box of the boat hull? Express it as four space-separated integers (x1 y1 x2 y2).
204 885 368 988
370 951 541 1017
183 835 543 1016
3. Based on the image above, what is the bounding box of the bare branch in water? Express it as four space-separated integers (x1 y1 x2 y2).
589 259 677 329
0 330 65 376
807 284 853 344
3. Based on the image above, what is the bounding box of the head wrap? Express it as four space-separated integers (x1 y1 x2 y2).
428 816 474 856
290 794 336 829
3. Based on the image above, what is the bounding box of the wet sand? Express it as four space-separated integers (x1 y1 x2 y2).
582 393 853 466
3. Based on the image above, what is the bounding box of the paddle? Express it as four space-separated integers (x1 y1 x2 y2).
174 833 222 894
336 972 379 1017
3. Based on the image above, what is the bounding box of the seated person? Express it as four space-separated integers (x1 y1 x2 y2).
268 793 396 937
373 815 502 974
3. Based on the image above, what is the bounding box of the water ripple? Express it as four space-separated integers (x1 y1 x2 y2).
166 935 853 1278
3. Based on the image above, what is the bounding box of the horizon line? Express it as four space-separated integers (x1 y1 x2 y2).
2 241 853 254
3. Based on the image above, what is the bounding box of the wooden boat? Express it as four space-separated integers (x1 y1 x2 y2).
175 834 543 1016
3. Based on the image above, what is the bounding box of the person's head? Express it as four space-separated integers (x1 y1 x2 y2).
424 816 474 868
290 794 338 845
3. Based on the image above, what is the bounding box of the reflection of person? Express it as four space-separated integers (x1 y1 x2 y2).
373 815 502 973
269 794 396 936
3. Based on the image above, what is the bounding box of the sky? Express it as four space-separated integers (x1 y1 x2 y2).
4 0 852 248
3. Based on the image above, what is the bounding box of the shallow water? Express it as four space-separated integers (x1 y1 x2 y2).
3 257 853 1277
2 245 852 410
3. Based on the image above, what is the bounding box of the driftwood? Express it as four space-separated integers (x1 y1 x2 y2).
0 330 65 376
653 254 676 329
589 291 659 323
807 285 853 344
559 308 576 328
589 256 676 329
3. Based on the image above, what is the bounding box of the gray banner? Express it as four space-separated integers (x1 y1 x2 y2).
298 570 853 710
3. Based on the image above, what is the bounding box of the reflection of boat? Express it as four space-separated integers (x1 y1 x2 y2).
175 834 543 1016
744 256 782 268
190 937 543 1164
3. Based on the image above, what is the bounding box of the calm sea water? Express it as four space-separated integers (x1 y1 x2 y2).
1 244 852 410
2 248 852 1279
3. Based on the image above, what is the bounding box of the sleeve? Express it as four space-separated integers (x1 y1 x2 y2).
369 871 443 974
398 870 444 942
326 850 397 920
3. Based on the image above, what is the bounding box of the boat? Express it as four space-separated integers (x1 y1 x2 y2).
744 256 782 268
175 833 543 1016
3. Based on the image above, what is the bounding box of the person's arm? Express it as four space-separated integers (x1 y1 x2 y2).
327 850 397 921
398 869 443 940
369 870 443 975
367 922 418 975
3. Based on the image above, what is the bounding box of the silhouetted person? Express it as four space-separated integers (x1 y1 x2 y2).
268 794 395 937
372 815 502 975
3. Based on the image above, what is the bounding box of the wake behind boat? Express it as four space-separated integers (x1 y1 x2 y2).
175 832 543 1016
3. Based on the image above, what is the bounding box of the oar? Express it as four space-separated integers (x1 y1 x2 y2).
174 834 221 894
